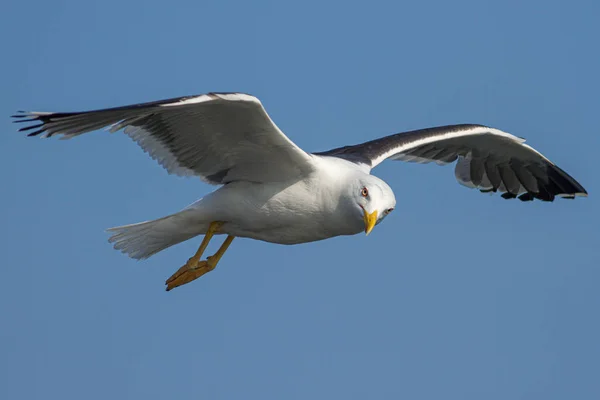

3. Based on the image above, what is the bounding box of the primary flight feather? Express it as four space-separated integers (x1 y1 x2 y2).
13 92 587 290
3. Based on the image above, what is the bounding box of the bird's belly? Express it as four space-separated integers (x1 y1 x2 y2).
223 221 347 245
204 180 363 244
221 198 357 244
221 209 355 244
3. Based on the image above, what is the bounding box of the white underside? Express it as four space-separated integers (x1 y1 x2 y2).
107 156 368 259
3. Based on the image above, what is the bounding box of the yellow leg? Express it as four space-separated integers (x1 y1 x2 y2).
165 228 235 291
206 235 235 266
164 221 223 288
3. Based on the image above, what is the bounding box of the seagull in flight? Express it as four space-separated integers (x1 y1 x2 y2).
12 92 588 291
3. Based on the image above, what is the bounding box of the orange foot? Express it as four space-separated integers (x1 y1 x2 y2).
165 259 216 291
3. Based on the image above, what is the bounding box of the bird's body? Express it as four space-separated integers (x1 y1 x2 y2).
12 92 586 290
112 155 389 257
200 155 368 244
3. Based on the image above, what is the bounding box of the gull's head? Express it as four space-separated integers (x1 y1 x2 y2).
350 174 396 235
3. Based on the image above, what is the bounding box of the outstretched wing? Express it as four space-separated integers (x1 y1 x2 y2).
13 92 315 185
315 124 587 201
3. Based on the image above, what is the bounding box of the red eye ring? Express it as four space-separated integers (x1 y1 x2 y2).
385 207 394 214
361 187 369 197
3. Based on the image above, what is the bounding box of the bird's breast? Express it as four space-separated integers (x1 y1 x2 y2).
213 178 361 244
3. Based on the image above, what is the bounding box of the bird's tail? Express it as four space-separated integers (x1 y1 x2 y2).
106 209 206 260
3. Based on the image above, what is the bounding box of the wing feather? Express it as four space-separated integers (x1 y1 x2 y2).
13 93 314 185
316 124 586 202
469 151 485 188
498 163 521 195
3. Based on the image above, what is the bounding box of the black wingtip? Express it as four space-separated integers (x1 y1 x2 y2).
11 112 49 137
26 128 46 137
12 118 39 124
18 123 44 132
518 193 535 202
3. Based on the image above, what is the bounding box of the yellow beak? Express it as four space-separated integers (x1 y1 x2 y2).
363 209 378 235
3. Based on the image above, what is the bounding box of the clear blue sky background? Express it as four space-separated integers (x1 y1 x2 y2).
1 0 598 399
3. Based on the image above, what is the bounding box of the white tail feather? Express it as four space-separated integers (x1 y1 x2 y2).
107 210 206 260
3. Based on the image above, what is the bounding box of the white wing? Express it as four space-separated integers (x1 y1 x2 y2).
13 92 315 184
316 124 587 201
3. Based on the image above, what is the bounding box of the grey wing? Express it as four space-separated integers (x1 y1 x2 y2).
316 124 587 201
13 92 315 184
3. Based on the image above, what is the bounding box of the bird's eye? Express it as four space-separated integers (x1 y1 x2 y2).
361 187 369 197
385 207 394 215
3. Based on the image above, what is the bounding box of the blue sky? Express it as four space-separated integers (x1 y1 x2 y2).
1 0 599 398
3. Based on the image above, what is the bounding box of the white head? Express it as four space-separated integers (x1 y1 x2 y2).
346 174 396 235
